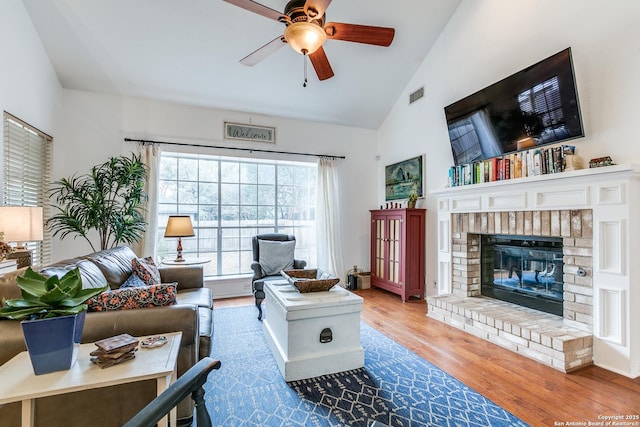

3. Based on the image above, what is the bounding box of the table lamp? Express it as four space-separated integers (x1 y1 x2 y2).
0 206 44 268
164 215 194 262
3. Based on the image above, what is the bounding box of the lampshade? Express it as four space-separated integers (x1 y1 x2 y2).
164 215 195 238
0 206 44 243
284 21 327 55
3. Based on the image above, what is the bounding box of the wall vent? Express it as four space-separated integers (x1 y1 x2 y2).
409 87 424 104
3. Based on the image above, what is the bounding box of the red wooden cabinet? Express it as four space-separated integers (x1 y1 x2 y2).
370 208 425 302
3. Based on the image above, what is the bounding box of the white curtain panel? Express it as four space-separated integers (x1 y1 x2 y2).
316 156 344 284
136 143 160 258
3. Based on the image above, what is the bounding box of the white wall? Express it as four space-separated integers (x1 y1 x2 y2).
0 0 62 177
0 0 377 278
52 92 378 278
379 0 640 296
12 0 639 298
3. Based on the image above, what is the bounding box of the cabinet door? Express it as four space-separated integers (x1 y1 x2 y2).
371 212 403 286
386 215 402 286
372 215 386 280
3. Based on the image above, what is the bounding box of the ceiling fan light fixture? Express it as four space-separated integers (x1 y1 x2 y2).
284 21 326 55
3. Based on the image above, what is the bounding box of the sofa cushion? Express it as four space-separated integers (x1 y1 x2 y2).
159 265 204 290
0 268 29 303
258 239 295 275
176 287 213 309
38 259 109 290
87 283 177 312
131 257 161 286
81 246 138 289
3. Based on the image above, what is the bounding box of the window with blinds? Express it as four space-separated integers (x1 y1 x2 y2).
2 112 53 265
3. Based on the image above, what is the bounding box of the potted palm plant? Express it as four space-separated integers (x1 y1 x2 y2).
0 267 107 374
47 153 148 252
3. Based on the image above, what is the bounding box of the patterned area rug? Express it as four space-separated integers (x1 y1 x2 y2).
205 305 528 427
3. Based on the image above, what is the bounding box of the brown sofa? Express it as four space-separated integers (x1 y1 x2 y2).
0 246 214 427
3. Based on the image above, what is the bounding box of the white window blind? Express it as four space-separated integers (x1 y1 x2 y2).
2 112 53 266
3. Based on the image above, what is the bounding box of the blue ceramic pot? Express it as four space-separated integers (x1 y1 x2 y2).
21 310 86 375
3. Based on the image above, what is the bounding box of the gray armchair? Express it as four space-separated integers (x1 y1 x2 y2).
251 233 307 320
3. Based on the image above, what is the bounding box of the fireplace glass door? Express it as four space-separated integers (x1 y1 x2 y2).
481 235 563 315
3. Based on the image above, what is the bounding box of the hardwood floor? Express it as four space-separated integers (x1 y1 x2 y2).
215 289 640 426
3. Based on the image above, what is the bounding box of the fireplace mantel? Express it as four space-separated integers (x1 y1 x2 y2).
430 163 640 378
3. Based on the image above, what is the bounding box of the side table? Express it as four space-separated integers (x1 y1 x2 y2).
161 257 211 266
0 332 182 427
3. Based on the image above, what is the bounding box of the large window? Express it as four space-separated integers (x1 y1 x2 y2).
157 152 317 276
2 112 52 266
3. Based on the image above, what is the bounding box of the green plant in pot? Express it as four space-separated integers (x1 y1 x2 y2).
0 267 108 375
47 153 148 252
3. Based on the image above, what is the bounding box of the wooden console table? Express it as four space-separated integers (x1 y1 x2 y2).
0 332 181 427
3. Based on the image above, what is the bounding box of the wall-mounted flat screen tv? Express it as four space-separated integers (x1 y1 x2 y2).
445 48 584 166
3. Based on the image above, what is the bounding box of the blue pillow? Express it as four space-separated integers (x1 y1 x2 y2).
120 273 147 288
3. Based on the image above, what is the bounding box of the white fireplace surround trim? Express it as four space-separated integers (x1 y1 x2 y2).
430 163 640 379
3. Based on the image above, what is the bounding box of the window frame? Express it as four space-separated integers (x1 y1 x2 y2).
2 112 53 266
156 151 317 276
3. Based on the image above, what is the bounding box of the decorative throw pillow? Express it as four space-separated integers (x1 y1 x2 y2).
258 240 295 276
87 283 177 312
120 273 147 288
131 257 161 286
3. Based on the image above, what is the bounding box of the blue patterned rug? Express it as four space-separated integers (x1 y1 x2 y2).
205 305 528 427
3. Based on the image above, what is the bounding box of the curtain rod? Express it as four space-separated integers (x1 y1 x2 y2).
124 138 346 159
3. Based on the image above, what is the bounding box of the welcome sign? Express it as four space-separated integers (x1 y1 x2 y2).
224 122 276 144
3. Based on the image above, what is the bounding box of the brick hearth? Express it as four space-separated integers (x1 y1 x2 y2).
427 209 594 372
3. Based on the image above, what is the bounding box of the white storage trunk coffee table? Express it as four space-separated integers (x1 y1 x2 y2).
263 280 364 381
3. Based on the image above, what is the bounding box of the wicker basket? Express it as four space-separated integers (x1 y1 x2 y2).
280 269 340 293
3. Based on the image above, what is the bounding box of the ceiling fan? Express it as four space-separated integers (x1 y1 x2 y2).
223 0 395 82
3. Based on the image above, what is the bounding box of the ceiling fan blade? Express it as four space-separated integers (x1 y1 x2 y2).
324 22 395 46
240 36 287 66
304 0 332 19
308 47 334 81
223 0 285 22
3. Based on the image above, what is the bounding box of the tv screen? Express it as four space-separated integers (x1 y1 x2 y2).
445 48 584 166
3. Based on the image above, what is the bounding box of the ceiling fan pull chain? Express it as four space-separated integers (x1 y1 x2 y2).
303 49 308 87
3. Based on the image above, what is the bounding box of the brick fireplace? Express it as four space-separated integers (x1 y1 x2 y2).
428 209 594 372
429 164 640 378
452 209 593 327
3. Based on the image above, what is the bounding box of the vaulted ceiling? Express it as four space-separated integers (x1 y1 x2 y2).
23 0 461 129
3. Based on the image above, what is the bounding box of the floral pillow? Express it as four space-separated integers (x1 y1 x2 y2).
131 257 161 286
87 283 177 312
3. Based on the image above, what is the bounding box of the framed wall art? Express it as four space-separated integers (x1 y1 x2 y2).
385 155 424 201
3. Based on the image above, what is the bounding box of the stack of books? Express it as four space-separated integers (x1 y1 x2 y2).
448 145 575 187
90 334 138 369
